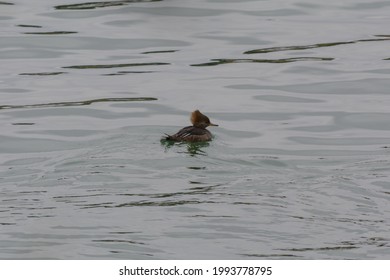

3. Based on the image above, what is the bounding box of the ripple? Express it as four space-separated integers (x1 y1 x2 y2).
63 62 169 69
254 95 323 103
17 24 42 28
92 239 146 245
54 0 163 10
141 50 178 54
279 245 358 252
244 37 390 54
19 72 67 76
0 97 157 110
23 31 78 35
11 122 35 126
83 200 207 208
191 57 334 66
102 70 157 76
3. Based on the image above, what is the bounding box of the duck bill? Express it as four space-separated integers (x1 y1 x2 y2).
209 123 218 127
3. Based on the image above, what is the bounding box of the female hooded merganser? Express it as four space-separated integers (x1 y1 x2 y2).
164 110 218 142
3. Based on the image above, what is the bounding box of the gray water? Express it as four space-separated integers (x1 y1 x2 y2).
1 0 390 259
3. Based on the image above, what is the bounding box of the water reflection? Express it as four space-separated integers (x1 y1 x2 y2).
244 36 390 54
191 57 334 67
103 70 157 76
141 50 178 54
54 0 163 10
185 142 210 156
0 97 157 110
12 123 35 126
63 62 170 69
161 139 210 156
187 35 390 69
23 31 78 35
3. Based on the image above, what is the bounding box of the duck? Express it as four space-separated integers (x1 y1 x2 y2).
164 110 218 142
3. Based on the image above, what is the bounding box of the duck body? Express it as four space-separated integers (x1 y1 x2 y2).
165 125 213 142
164 110 218 142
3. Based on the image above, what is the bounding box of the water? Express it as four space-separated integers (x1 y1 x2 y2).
1 0 390 259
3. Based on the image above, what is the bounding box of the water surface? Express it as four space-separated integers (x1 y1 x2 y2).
0 0 390 259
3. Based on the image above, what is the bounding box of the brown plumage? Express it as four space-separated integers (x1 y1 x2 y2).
164 110 218 142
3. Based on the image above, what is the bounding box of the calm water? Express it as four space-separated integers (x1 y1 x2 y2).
1 0 390 259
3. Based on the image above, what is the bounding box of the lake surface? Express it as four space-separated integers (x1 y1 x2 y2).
0 0 390 259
